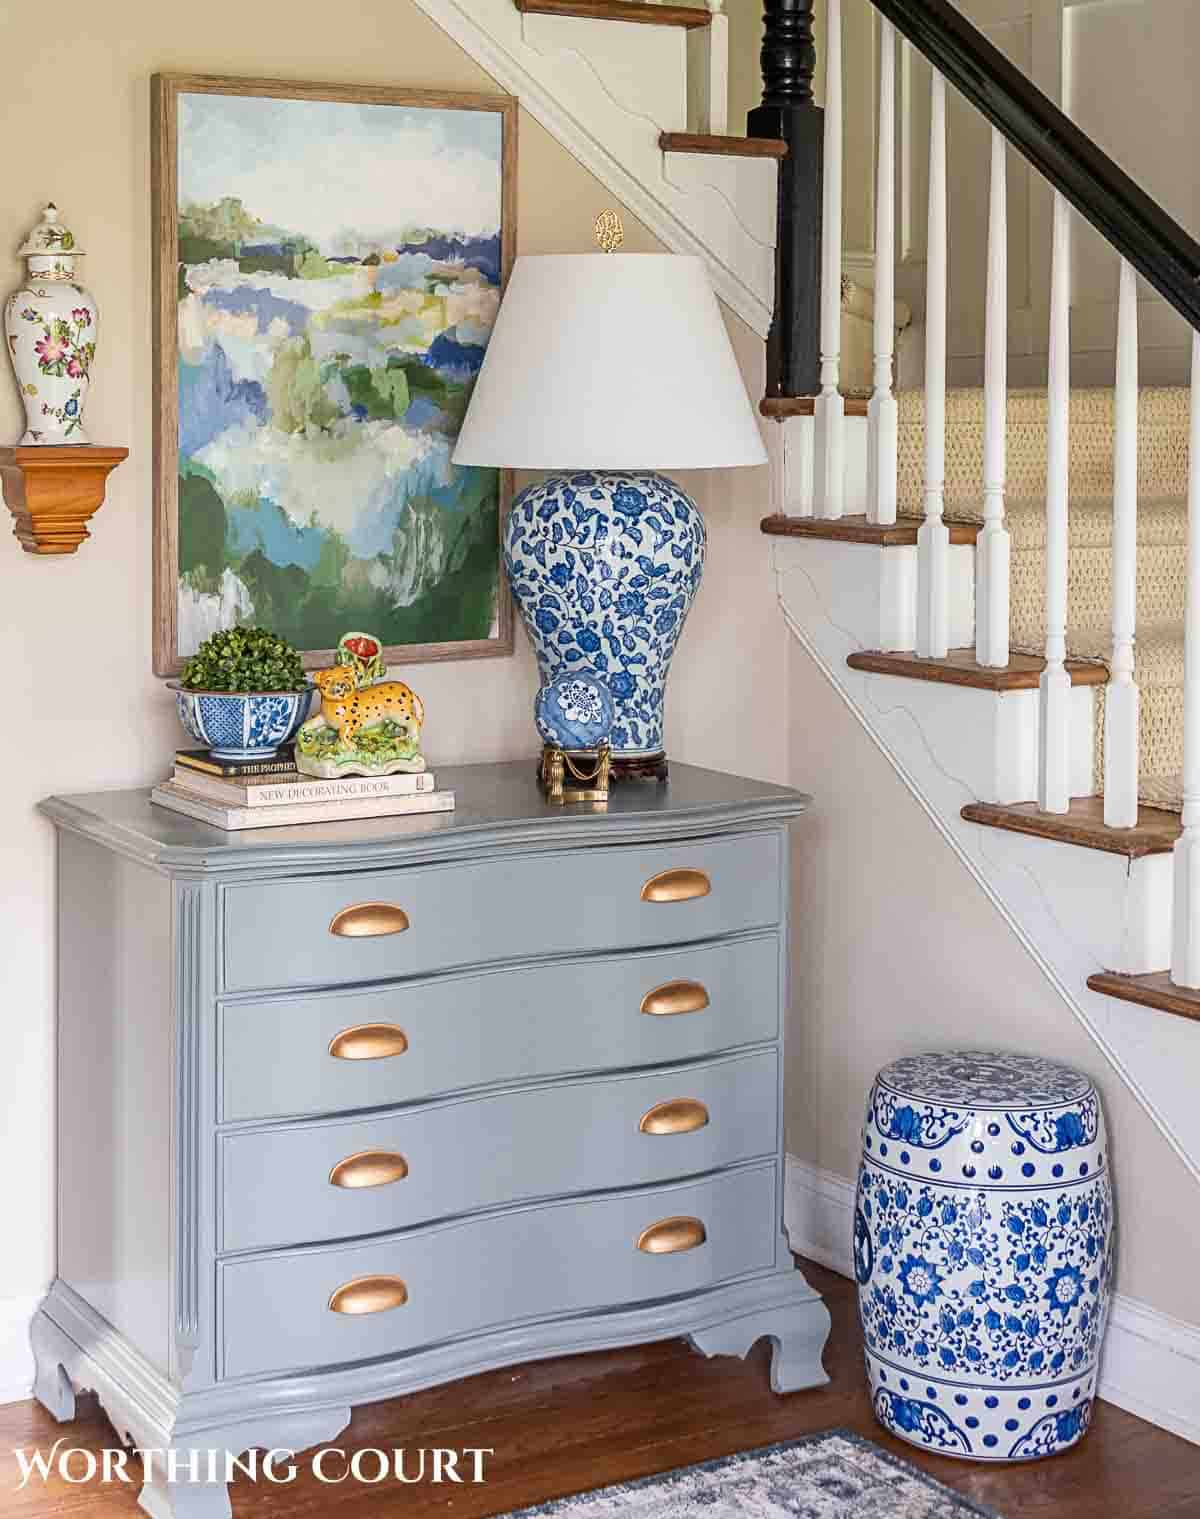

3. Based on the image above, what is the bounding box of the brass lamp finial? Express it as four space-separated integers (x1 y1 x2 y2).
594 209 624 254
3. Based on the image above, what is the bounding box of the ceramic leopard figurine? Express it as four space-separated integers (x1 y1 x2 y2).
295 631 428 778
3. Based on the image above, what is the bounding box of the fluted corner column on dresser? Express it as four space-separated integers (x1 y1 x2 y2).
33 762 830 1519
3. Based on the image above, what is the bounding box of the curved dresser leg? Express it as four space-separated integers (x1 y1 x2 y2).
30 1310 76 1422
688 1297 832 1394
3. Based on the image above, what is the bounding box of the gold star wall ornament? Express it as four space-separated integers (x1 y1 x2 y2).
594 209 625 254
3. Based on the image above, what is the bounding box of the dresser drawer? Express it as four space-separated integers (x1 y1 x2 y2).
220 1050 778 1252
221 832 780 994
219 933 779 1123
219 1162 778 1379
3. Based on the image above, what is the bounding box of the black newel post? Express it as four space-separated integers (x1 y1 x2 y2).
749 0 823 397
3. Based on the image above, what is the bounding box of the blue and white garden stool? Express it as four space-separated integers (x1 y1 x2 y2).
854 1052 1113 1462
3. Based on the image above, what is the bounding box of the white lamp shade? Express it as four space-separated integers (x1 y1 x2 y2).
452 254 766 471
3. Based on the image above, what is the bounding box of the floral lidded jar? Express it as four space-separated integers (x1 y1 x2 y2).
855 1051 1113 1462
4 205 97 444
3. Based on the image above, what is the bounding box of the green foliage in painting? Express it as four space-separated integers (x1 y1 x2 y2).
266 337 341 434
178 474 226 586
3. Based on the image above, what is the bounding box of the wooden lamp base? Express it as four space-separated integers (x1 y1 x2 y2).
610 752 669 782
0 444 129 554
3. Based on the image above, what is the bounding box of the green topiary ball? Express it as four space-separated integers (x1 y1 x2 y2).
179 626 307 693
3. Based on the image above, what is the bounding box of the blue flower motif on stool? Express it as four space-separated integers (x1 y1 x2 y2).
1044 1265 1085 1318
898 1256 944 1306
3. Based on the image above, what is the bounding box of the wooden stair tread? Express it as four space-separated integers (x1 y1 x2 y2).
846 648 1108 690
659 132 788 159
762 514 980 547
1087 971 1200 1023
515 0 711 26
760 396 870 418
961 796 1180 858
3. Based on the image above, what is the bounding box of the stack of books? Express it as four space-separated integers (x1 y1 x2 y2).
151 748 454 830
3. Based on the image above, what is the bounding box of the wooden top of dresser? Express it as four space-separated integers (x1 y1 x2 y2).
40 760 810 877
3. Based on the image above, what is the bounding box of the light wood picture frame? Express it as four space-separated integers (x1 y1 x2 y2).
151 73 517 676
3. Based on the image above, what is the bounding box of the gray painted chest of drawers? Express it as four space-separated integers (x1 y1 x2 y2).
34 762 830 1518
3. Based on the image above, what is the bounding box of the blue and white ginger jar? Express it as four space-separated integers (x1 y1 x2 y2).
855 1051 1113 1463
504 471 705 758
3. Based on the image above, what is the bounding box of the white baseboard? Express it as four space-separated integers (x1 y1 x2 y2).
785 1155 1200 1447
0 1293 40 1407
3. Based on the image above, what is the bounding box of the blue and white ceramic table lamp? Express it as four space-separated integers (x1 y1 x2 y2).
452 227 766 776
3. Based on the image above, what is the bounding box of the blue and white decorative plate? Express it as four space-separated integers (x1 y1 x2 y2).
855 1051 1113 1463
534 673 615 751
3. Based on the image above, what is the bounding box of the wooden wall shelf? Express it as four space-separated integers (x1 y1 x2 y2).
0 445 128 555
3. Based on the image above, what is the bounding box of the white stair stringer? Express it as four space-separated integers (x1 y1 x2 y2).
408 0 778 335
772 534 1200 1187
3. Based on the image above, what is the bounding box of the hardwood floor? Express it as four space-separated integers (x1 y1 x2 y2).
1 1263 1196 1518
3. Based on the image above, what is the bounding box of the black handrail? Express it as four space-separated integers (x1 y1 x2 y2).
870 0 1200 331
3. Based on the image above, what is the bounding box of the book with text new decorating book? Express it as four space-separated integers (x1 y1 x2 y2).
174 747 297 778
171 767 437 809
151 781 455 832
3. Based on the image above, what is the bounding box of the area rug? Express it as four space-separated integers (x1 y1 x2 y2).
501 1430 1002 1518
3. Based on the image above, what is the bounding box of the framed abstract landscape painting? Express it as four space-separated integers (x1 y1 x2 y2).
151 75 516 674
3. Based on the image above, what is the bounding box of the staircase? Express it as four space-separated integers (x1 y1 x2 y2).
762 0 1200 1191
408 0 1200 1198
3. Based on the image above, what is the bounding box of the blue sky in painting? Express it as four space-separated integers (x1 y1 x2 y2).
178 92 503 250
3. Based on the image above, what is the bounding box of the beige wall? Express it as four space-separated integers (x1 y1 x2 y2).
0 0 786 1307
785 637 1200 1321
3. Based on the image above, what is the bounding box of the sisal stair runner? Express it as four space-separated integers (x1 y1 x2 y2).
897 386 1191 809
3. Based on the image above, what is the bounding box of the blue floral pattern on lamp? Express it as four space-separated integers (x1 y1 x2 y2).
855 1050 1113 1464
504 472 706 758
171 687 312 762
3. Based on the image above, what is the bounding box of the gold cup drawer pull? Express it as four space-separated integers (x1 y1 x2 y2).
637 1216 707 1255
639 1098 710 1136
640 868 711 903
329 1150 409 1189
640 980 710 1017
329 902 410 938
328 1275 408 1315
327 1023 409 1061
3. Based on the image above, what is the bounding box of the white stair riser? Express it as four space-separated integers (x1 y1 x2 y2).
851 671 1093 807
777 537 972 658
975 825 1172 976
519 12 688 130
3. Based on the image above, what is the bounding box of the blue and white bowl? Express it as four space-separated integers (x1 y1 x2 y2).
168 684 312 762
856 1051 1113 1463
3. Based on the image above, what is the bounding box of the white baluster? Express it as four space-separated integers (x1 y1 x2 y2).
917 69 949 658
1104 258 1140 828
1039 192 1073 813
698 0 729 136
1171 330 1200 986
867 18 897 526
813 0 845 519
976 128 1010 666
